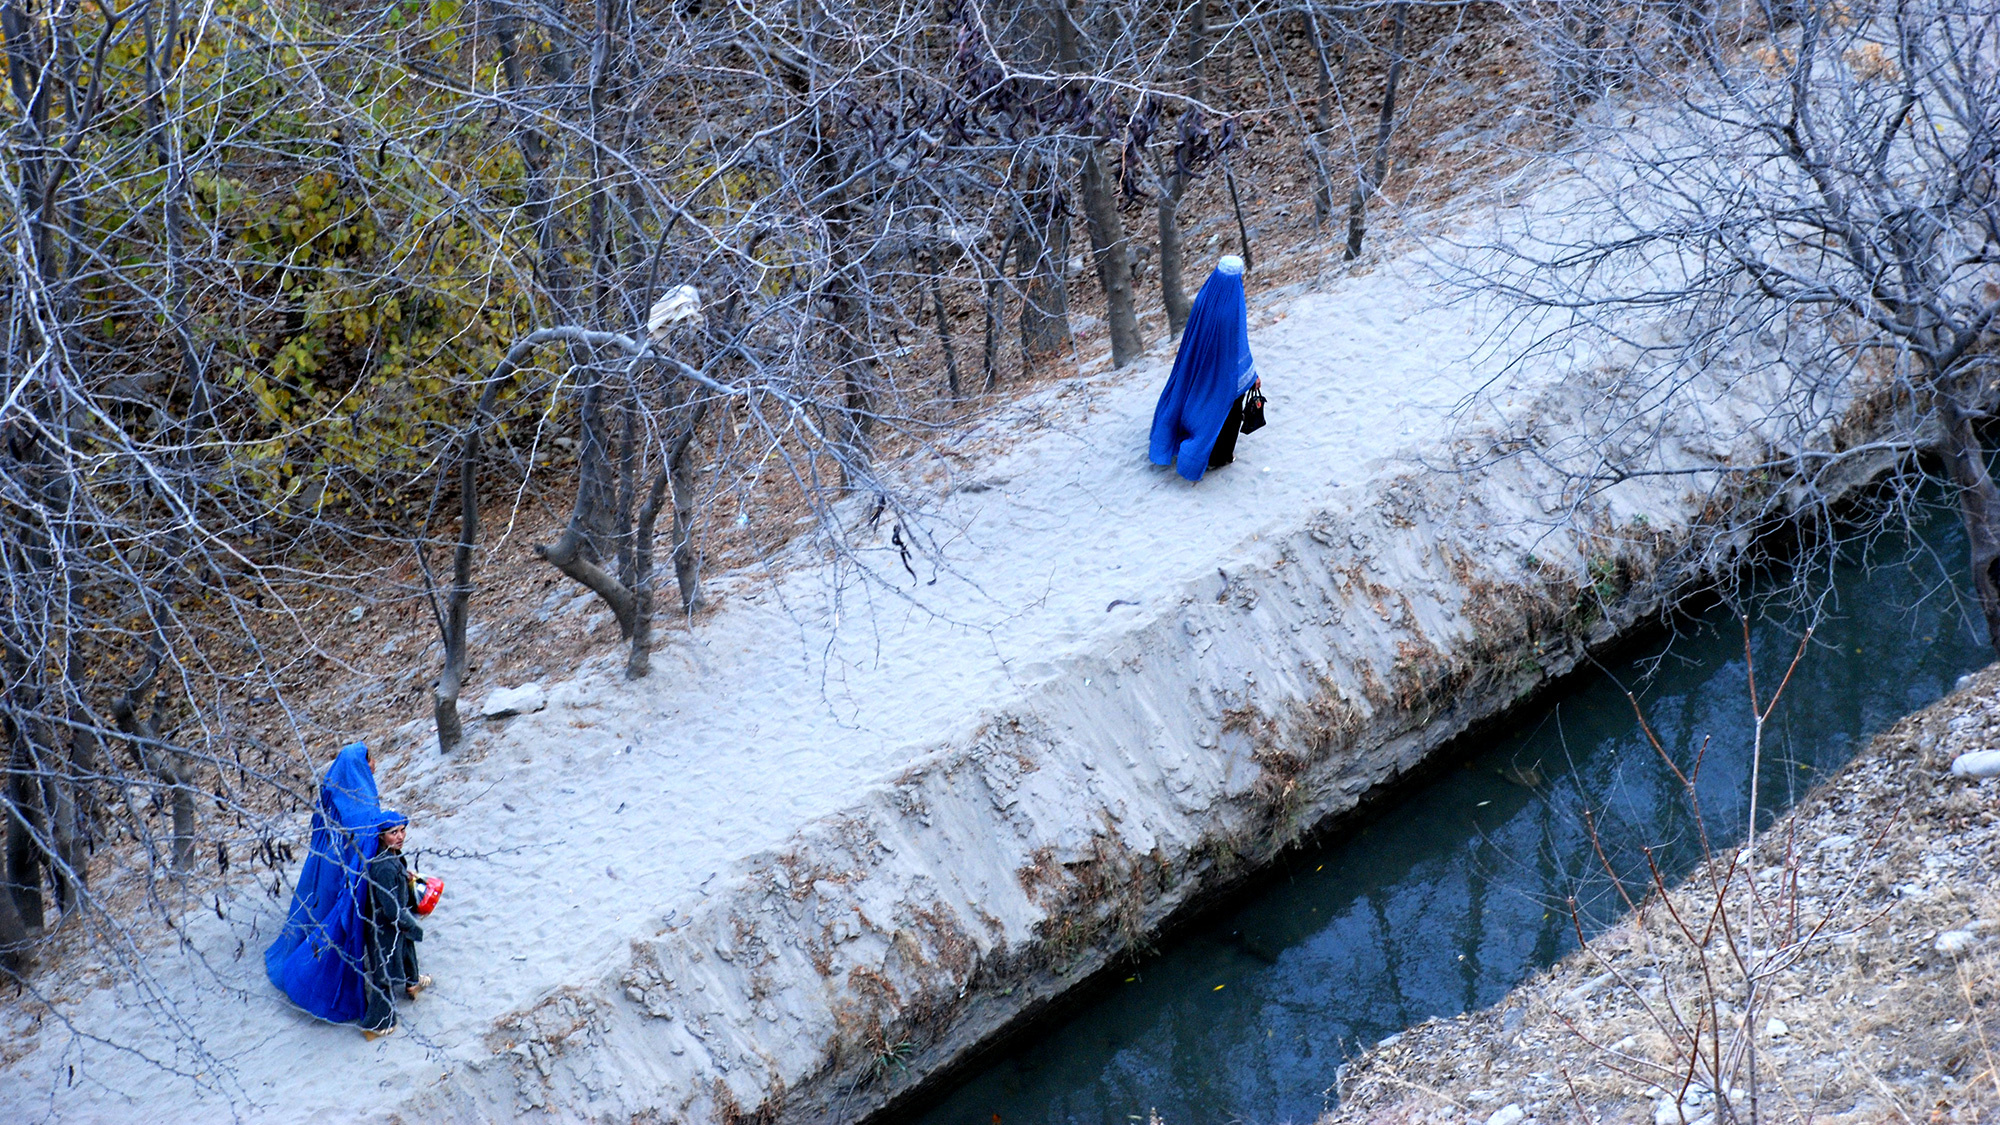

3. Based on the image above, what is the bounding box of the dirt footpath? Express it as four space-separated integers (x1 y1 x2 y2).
1324 665 2000 1125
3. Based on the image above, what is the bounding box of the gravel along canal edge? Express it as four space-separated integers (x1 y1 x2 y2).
1324 664 2000 1125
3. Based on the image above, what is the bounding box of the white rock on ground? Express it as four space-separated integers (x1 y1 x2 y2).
0 177 1888 1123
1949 748 2000 777
480 682 548 719
1936 930 1978 956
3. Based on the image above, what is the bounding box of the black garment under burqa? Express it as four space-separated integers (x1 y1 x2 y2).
1206 393 1247 470
360 848 423 1033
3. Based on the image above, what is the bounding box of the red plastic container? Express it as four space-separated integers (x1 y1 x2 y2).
414 875 444 916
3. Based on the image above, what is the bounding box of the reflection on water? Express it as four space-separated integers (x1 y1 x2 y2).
917 506 1988 1125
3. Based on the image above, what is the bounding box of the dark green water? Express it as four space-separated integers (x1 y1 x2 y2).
915 503 1990 1125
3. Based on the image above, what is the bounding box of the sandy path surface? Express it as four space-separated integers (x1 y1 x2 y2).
2 220 1556 1122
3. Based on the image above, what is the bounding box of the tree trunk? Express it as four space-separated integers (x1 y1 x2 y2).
584 0 631 325
0 560 46 936
47 442 91 905
1224 158 1253 271
1188 0 1207 90
927 251 962 398
1345 1 1408 261
4 737 44 936
983 234 1009 391
536 523 640 636
431 645 466 755
812 148 874 479
983 222 1019 390
140 0 210 424
0 861 34 974
58 630 99 908
571 376 622 564
1557 3 1610 110
430 439 473 756
1078 146 1143 366
1017 179 1073 366
5 13 93 912
1158 0 1205 333
832 270 875 470
626 401 707 679
627 468 671 680
1304 3 1342 225
614 395 639 588
429 369 512 754
0 629 39 951
491 2 577 314
542 370 644 631
1942 396 2000 654
32 711 88 888
109 657 193 871
1058 1 1140 367
669 413 707 615
167 775 194 872
1157 171 1191 335
493 2 628 577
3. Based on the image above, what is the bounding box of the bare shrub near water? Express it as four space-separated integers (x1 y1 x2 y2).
1553 621 1820 1124
1544 620 1984 1120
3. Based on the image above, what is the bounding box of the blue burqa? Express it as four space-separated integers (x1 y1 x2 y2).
1149 256 1258 482
265 742 398 1023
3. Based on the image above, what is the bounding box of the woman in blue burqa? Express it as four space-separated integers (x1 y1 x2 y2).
265 742 409 1033
1149 255 1261 482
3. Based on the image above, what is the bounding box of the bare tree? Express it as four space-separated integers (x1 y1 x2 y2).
1302 1 1350 226
1059 1 1146 366
1473 0 2000 648
1158 0 1210 332
1346 0 1410 259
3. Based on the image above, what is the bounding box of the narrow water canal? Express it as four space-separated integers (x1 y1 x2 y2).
915 501 1990 1125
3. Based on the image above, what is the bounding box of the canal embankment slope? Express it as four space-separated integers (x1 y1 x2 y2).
0 176 1915 1124
1323 663 2000 1125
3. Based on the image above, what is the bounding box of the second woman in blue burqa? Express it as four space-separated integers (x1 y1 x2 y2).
1149 255 1260 482
264 741 425 1037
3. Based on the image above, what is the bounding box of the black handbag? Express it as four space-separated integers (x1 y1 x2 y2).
1239 387 1267 434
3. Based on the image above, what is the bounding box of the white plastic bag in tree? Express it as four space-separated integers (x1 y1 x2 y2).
647 285 702 337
